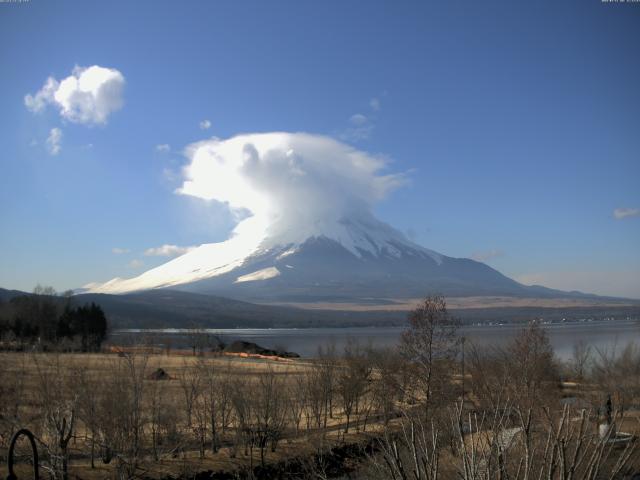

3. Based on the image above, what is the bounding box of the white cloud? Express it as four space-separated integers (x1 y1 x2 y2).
178 132 405 246
342 112 374 142
25 65 125 125
471 249 504 262
162 167 179 182
349 113 368 126
46 128 62 155
112 247 130 254
156 143 171 152
342 99 382 142
84 133 408 294
24 77 58 113
340 124 374 142
613 208 640 220
128 259 144 268
144 244 197 257
199 119 212 130
515 270 640 299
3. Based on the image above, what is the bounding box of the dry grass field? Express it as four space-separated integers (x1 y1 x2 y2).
0 349 393 479
265 295 640 312
1 315 639 479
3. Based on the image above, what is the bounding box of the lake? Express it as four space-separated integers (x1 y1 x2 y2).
114 319 640 361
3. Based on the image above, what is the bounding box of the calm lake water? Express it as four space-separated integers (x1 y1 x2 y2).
115 319 640 361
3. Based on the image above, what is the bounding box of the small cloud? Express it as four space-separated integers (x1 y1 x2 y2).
471 249 504 262
162 167 179 182
340 124 374 142
112 247 130 254
46 128 62 156
128 259 144 268
156 143 171 152
341 101 381 143
349 113 368 126
613 208 640 220
25 65 125 125
144 244 197 257
199 119 212 130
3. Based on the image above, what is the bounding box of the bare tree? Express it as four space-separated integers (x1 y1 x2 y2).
369 347 404 425
231 366 288 467
372 412 441 480
178 359 201 429
507 322 559 408
317 343 337 426
0 353 27 449
96 351 149 478
373 400 637 480
400 295 459 418
592 342 640 417
194 357 227 456
74 361 100 468
287 368 308 436
33 354 76 480
337 340 371 433
570 340 592 380
148 376 180 461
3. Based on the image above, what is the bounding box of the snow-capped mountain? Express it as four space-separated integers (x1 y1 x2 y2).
85 212 537 302
84 132 557 302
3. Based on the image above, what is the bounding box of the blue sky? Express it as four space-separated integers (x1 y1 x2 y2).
0 0 639 298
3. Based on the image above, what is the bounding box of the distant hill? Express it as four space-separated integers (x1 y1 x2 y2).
73 289 404 328
2 287 638 329
63 290 640 328
0 288 28 303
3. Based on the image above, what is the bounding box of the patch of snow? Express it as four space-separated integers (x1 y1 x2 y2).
277 247 298 259
234 267 280 283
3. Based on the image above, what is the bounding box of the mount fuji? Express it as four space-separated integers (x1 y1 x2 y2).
84 212 566 303
84 133 590 304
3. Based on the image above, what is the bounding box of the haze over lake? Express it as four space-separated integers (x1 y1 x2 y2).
115 319 640 360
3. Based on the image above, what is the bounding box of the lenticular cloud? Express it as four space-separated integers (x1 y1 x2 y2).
178 132 405 245
84 133 406 293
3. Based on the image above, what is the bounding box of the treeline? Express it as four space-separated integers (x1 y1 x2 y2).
0 285 108 351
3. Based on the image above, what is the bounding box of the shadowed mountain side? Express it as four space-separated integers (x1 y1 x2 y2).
174 236 589 302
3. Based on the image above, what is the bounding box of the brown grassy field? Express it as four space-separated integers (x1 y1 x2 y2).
0 350 389 479
264 295 640 311
1 320 639 480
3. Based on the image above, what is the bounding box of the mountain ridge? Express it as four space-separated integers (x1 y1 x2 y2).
2 287 638 330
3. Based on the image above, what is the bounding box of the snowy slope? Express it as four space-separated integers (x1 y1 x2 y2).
84 212 440 294
84 211 529 300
